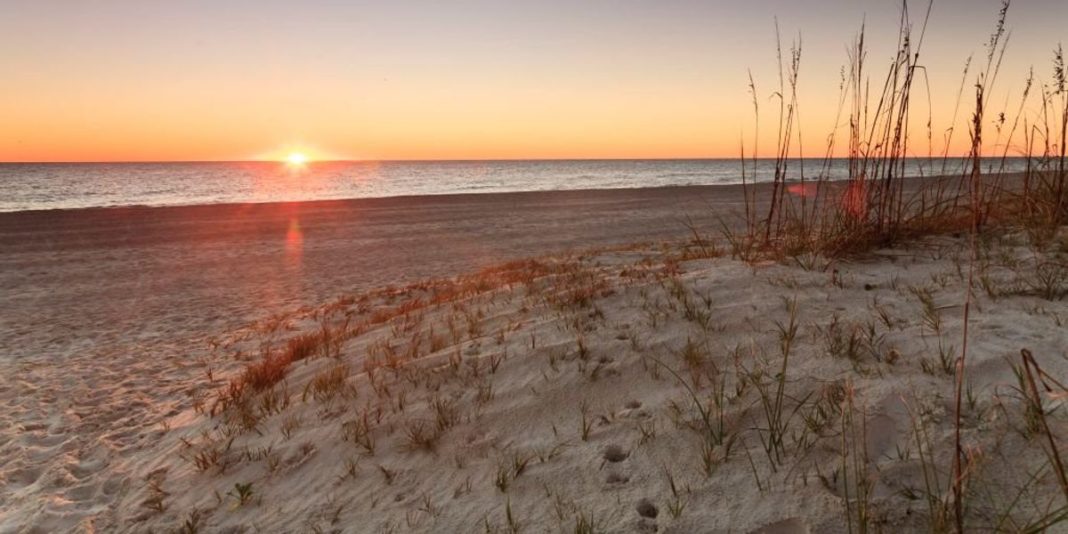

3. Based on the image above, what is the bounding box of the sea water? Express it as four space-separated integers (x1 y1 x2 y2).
0 158 1028 212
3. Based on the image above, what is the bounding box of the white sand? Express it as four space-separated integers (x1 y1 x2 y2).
4 225 1065 533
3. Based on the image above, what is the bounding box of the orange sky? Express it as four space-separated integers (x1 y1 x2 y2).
1 0 1065 162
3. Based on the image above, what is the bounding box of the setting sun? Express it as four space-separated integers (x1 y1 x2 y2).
286 152 308 165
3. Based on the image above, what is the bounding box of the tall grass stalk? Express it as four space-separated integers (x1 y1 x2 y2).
955 5 1011 530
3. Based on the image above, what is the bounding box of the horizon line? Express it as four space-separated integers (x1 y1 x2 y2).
0 154 1003 165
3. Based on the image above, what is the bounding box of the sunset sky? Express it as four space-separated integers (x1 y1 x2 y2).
1 0 1065 162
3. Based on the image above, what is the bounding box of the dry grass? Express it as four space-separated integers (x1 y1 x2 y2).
724 2 1068 531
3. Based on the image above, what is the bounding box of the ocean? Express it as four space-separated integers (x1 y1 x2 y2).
0 158 1029 212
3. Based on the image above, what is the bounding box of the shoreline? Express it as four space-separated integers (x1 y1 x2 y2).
0 182 762 217
0 166 1025 216
0 164 1021 216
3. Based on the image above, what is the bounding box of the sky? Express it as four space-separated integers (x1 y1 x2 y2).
0 0 1065 162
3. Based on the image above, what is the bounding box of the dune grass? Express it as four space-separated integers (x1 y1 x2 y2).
726 1 1067 531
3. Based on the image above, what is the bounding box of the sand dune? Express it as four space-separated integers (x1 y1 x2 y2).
2 182 1065 533
0 185 746 532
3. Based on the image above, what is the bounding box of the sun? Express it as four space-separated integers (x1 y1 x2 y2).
285 152 308 165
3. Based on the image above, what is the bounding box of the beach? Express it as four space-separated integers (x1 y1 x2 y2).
0 185 751 360
0 184 746 531
2 180 1065 533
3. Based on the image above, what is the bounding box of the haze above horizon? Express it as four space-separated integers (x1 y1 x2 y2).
2 0 1065 162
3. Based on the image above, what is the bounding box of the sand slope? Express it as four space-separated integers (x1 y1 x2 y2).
4 229 1060 532
0 186 741 532
2 182 1064 533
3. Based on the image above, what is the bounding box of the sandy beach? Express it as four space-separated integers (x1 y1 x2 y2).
0 184 753 360
2 180 1066 533
0 184 748 531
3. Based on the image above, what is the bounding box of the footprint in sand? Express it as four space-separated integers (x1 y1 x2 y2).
64 483 97 503
636 498 658 518
601 443 631 486
602 444 628 463
602 444 631 484
635 498 658 533
8 466 43 487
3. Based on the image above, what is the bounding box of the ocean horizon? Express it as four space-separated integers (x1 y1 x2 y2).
0 157 1029 212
